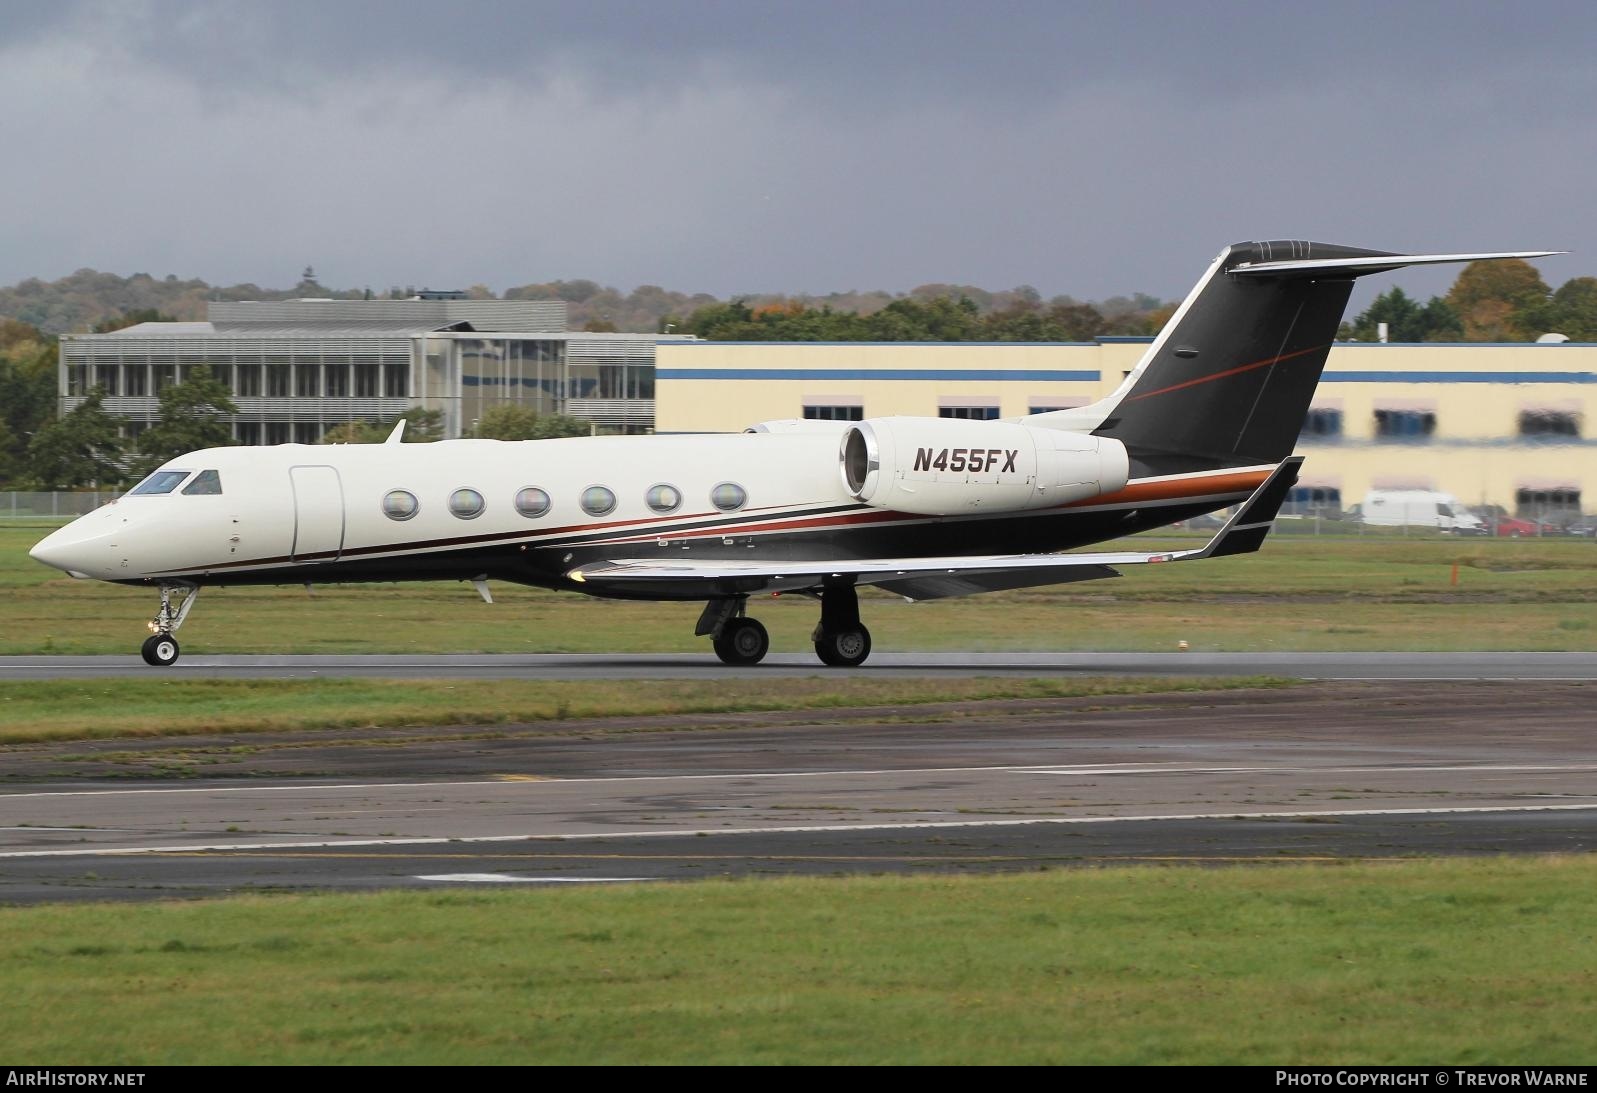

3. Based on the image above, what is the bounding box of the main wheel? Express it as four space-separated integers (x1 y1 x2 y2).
713 617 769 666
814 625 871 668
141 633 180 667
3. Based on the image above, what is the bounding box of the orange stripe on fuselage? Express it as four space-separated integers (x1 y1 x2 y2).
1064 468 1272 509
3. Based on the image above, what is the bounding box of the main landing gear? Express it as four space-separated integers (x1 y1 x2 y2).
699 583 873 668
140 582 200 667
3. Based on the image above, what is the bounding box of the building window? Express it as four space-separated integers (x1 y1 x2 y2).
1516 488 1581 519
449 488 485 520
266 422 291 445
294 423 319 444
515 487 551 518
124 367 148 397
235 364 261 397
325 364 349 398
803 405 864 421
296 365 319 398
1373 409 1436 440
1519 410 1581 438
581 485 617 516
1301 408 1343 439
646 483 682 514
939 406 1000 421
1285 486 1341 516
382 489 419 521
710 482 748 512
236 422 262 445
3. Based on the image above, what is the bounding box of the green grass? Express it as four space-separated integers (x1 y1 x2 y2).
9 525 1597 655
0 675 1288 744
3 858 1595 1063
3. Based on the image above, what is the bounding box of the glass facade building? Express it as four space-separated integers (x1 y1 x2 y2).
61 298 692 441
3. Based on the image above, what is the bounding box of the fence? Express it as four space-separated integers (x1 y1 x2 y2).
2 492 120 520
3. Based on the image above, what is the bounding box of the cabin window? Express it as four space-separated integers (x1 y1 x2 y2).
449 488 486 520
130 470 191 496
646 483 682 514
581 485 617 517
182 470 224 496
382 489 419 521
515 487 551 518
711 482 747 512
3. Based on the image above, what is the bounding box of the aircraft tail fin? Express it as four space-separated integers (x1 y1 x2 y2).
1076 242 1558 468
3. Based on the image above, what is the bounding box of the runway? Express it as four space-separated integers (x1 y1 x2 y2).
3 650 1597 680
0 679 1593 902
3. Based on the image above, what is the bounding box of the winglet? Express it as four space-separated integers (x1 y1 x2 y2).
1183 457 1303 560
385 419 407 445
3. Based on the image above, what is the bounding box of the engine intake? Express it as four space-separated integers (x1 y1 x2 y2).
841 417 1128 515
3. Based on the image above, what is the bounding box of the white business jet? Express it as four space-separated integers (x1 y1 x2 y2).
30 241 1554 667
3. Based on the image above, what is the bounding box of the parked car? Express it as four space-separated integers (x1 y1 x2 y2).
1561 515 1597 538
1477 504 1561 537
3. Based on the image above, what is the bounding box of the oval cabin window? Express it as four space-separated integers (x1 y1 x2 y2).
382 489 419 521
710 482 747 512
581 485 617 517
515 486 551 518
646 483 682 514
449 488 485 520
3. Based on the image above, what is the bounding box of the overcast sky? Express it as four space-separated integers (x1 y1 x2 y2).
2 0 1591 307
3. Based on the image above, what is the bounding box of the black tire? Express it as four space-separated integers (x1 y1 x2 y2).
141 633 180 667
814 625 871 668
712 617 769 666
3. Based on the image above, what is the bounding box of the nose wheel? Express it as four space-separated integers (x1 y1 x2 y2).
141 633 180 666
140 582 199 667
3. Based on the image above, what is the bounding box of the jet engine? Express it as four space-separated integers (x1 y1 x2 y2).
840 417 1129 515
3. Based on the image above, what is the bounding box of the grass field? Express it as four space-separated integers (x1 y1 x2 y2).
0 674 1287 744
7 524 1597 656
1 857 1593 1064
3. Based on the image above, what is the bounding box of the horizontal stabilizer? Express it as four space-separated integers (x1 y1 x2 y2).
1231 250 1562 280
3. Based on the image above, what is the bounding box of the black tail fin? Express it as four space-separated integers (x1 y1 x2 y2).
1090 240 1386 466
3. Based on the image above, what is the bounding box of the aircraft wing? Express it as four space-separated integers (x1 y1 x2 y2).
566 458 1302 599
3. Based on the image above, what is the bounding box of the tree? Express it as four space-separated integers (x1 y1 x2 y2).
134 364 238 473
472 404 592 440
1347 287 1462 342
92 308 176 333
1446 259 1550 340
317 408 446 444
25 389 125 489
0 321 59 475
1536 277 1597 341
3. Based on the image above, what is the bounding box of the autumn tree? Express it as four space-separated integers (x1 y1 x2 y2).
1446 259 1550 341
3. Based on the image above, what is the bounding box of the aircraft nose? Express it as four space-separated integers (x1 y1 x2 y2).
29 524 100 579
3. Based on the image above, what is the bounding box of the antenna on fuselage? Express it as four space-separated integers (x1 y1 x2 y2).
385 419 407 444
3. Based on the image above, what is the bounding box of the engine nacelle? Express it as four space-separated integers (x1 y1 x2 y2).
840 417 1129 515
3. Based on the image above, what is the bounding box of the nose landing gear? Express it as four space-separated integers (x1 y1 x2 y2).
141 582 199 667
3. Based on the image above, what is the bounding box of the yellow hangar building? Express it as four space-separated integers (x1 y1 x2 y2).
655 338 1597 520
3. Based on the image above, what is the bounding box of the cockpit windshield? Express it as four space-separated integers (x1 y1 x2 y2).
182 470 224 496
129 470 192 496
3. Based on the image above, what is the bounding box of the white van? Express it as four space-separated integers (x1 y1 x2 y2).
1352 490 1486 534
